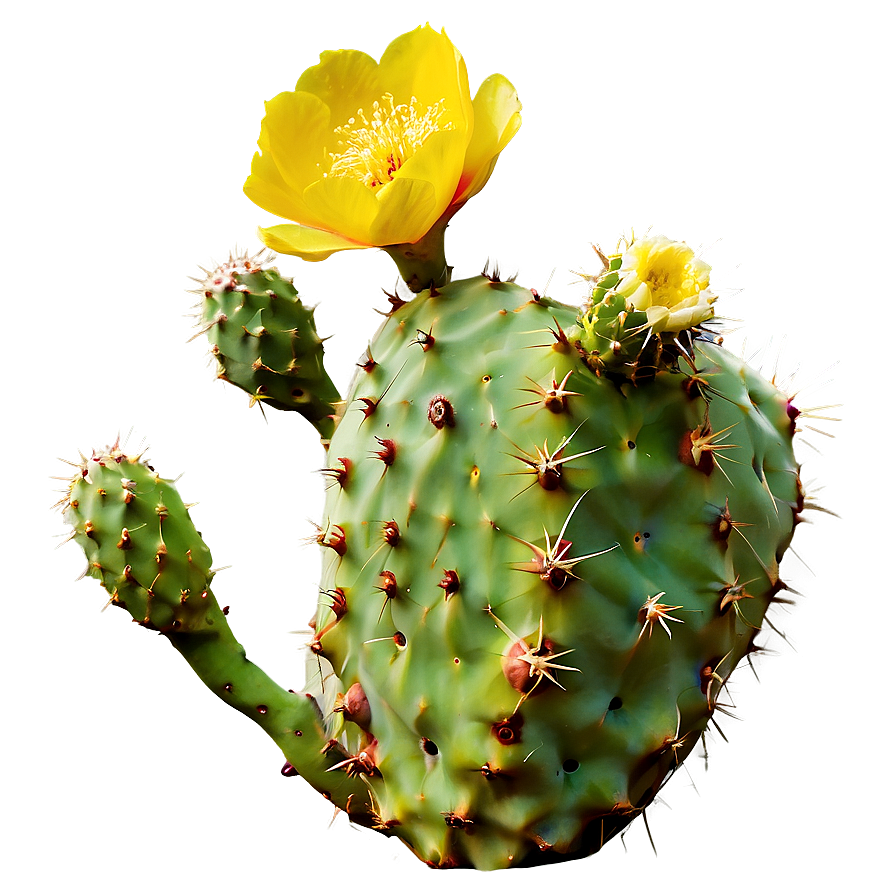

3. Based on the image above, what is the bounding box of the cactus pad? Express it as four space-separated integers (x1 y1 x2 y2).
303 273 801 867
195 252 340 440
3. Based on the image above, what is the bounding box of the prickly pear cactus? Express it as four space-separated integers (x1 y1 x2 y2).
58 25 809 871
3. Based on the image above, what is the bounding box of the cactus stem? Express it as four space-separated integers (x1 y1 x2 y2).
383 216 450 293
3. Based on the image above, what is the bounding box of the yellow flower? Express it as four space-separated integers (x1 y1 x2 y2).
244 25 521 284
615 235 716 332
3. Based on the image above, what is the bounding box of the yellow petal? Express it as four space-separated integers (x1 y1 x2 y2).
377 25 473 127
382 129 467 238
645 306 671 331
369 177 438 246
244 153 307 224
454 74 522 204
301 176 380 244
295 49 383 131
261 91 331 197
627 282 652 310
258 224 365 261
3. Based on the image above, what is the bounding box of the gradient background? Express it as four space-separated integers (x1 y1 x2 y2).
5 1 888 892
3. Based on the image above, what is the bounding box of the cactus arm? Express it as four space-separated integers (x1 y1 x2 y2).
61 443 374 823
196 253 343 444
166 606 374 821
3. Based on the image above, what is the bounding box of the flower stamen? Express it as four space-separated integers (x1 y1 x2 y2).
327 94 454 191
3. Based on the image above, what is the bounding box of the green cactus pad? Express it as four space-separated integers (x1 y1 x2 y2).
304 273 801 868
196 251 341 441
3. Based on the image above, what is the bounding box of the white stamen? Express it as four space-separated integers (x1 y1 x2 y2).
326 94 453 190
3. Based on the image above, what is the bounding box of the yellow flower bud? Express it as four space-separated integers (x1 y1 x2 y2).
615 235 717 333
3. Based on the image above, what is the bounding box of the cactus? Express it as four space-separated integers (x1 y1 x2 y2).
194 250 340 440
59 25 810 870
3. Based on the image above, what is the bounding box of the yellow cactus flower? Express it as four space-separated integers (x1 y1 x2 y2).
244 25 521 289
615 235 717 333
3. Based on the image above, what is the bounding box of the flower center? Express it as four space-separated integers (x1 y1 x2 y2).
642 264 689 305
327 94 453 191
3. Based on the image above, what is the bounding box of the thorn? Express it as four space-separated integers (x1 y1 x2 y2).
438 569 460 599
320 457 352 489
357 348 377 373
372 437 396 467
377 288 406 315
637 592 685 640
481 259 502 282
410 326 435 351
515 370 580 413
592 243 611 270
382 520 400 547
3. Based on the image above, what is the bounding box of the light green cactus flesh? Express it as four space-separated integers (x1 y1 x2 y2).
62 261 802 869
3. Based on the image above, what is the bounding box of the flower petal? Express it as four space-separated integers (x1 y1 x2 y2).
295 49 383 132
261 91 332 197
244 152 308 224
244 25 518 284
377 25 473 127
453 74 522 204
381 129 467 240
301 176 380 244
627 282 652 311
369 176 437 246
645 306 671 331
258 224 366 261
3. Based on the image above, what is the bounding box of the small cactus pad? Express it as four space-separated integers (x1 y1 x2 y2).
196 252 341 441
62 442 216 632
304 273 801 868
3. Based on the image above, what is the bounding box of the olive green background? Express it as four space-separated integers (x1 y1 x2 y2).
4 0 882 892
